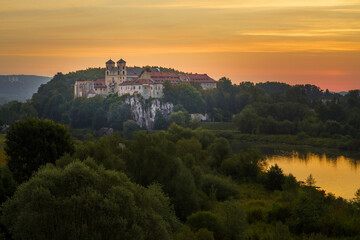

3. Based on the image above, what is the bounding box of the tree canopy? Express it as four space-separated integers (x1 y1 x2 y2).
1 159 179 240
5 118 75 182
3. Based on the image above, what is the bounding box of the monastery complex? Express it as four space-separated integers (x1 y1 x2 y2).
74 58 217 99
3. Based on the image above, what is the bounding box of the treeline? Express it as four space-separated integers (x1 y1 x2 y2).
1 118 360 239
0 69 359 148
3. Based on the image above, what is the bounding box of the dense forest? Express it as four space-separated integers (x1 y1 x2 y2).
0 68 359 150
0 119 360 239
0 68 359 239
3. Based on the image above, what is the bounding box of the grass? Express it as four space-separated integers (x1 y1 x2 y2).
200 122 237 131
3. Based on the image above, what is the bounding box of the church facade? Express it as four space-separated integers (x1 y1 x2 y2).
74 58 217 99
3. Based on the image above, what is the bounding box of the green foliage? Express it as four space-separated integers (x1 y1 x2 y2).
107 102 132 130
5 118 74 183
168 111 189 127
1 159 179 240
195 229 215 240
0 166 16 204
0 101 37 124
73 133 126 171
233 107 260 134
193 129 216 149
122 120 140 139
272 222 291 240
121 131 200 220
200 122 237 131
265 164 285 191
187 211 223 240
70 96 105 128
164 83 205 113
221 150 265 181
208 137 231 167
201 174 239 201
154 109 168 130
167 123 193 143
290 190 324 234
215 200 246 240
176 137 203 166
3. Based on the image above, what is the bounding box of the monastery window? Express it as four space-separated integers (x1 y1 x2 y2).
123 71 125 75
123 66 125 70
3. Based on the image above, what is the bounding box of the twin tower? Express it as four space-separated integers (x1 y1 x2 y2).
105 59 127 93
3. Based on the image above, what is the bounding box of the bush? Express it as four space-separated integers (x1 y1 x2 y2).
221 150 265 181
201 174 238 201
187 211 223 240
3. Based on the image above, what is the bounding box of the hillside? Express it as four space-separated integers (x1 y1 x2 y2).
0 75 51 104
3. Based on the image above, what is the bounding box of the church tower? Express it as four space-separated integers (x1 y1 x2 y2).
117 59 127 83
105 59 121 93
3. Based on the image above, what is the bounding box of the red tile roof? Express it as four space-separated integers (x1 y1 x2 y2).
120 78 153 86
146 72 182 83
187 74 216 83
93 79 106 88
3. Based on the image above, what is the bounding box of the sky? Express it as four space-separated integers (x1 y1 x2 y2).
0 0 359 91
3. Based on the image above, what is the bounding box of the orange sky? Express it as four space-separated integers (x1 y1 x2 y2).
1 0 360 91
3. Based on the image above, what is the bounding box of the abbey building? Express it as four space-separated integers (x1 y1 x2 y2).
74 58 217 99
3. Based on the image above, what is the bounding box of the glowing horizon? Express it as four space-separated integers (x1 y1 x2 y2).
1 0 360 91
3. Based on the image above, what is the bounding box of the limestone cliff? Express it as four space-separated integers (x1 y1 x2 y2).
125 96 173 129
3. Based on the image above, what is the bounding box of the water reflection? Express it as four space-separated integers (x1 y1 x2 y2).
266 151 360 200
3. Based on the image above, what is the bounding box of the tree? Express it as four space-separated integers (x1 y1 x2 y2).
1 159 179 240
233 107 259 134
306 174 316 187
122 120 140 139
5 118 74 183
92 107 107 129
168 111 188 127
354 188 360 202
107 102 132 130
154 110 168 130
0 166 16 204
265 164 285 191
187 211 224 240
208 138 231 167
163 83 205 113
215 201 246 240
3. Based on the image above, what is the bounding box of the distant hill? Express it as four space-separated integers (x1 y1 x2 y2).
0 75 51 104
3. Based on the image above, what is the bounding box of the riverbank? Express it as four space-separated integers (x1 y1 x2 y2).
199 122 360 152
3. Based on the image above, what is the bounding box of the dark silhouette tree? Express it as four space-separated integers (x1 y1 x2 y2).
5 118 74 182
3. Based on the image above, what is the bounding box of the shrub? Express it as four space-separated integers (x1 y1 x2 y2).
201 174 238 201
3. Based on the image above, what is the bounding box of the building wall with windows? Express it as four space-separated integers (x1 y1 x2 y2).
74 58 217 99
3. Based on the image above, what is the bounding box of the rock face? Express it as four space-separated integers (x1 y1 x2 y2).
126 96 173 129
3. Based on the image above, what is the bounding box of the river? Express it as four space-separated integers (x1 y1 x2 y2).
231 141 360 199
267 151 360 199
